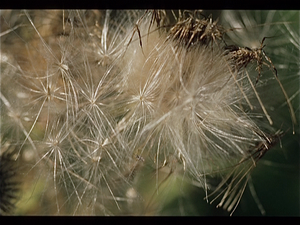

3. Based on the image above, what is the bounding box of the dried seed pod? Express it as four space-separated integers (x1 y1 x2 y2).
224 38 297 131
168 11 225 49
224 37 277 85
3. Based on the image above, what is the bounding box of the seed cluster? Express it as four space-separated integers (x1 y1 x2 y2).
0 10 297 216
168 11 225 48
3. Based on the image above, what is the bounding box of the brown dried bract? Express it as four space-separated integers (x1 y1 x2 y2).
225 38 297 130
248 130 285 163
147 10 167 33
224 37 277 85
168 11 225 49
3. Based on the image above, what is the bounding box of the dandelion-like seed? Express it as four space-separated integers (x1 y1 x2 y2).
0 9 298 216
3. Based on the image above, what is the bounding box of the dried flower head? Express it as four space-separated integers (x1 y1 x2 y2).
168 11 225 48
